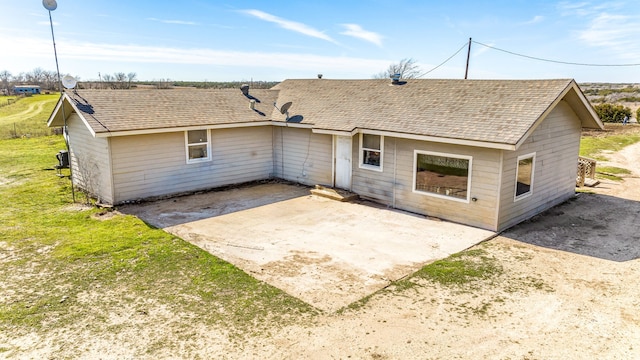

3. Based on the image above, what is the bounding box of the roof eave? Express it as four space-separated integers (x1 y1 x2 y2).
513 80 603 150
46 94 65 127
47 93 97 137
94 121 276 137
312 127 516 150
566 80 604 130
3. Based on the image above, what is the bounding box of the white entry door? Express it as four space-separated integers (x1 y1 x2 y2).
335 135 352 190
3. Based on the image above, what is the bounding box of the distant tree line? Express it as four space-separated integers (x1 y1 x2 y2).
137 80 280 89
81 72 137 89
0 68 66 94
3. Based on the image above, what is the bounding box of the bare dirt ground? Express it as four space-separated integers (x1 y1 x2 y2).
198 128 640 359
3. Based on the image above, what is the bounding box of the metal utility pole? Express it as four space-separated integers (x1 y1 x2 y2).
464 37 472 79
44 0 76 202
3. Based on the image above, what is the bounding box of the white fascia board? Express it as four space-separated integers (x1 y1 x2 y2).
271 122 314 129
312 128 354 136
48 93 97 137
569 81 604 129
315 127 515 150
95 121 274 138
356 128 516 150
45 96 63 127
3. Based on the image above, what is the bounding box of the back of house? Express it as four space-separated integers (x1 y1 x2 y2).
47 78 603 231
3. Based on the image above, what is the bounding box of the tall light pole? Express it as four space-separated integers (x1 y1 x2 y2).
43 0 75 202
43 0 62 91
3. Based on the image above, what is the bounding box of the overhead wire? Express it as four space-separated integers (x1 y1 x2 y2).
472 40 640 67
420 41 470 76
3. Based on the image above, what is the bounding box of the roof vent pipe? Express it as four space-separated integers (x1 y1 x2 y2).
391 73 401 84
240 84 249 96
250 99 256 110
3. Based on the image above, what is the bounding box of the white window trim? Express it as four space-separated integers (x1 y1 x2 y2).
359 132 384 172
412 150 472 203
514 152 536 202
185 129 212 164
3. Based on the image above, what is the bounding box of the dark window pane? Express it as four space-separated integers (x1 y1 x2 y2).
415 154 469 199
188 144 207 159
516 156 533 196
363 150 380 166
188 130 207 144
363 134 380 150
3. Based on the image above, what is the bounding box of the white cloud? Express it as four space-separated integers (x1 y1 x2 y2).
558 1 625 17
0 35 388 77
557 1 591 16
577 12 640 59
147 18 198 26
557 2 640 61
339 24 383 47
522 15 544 25
240 9 338 44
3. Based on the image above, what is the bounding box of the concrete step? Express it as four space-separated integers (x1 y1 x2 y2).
310 185 359 202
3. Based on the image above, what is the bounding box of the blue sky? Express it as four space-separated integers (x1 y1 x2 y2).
1 0 639 82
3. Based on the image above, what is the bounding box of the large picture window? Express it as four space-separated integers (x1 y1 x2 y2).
413 150 471 202
185 129 211 163
359 133 383 171
515 153 535 200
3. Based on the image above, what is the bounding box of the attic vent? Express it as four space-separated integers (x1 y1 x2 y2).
317 74 323 79
390 73 401 84
240 84 249 96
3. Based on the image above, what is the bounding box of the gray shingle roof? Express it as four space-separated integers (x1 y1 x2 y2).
63 88 279 134
51 79 599 146
270 79 579 145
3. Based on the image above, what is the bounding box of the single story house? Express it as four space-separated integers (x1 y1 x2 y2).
48 78 603 231
14 85 41 94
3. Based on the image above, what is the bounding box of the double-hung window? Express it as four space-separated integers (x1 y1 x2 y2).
185 129 211 163
515 153 535 200
413 150 472 202
360 133 383 171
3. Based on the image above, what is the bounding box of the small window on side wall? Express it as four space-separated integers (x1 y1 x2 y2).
360 133 383 171
185 129 211 163
515 153 535 200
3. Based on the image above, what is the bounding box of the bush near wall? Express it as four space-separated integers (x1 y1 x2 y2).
593 103 632 123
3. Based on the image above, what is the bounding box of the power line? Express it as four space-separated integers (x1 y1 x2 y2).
472 40 640 67
421 41 470 76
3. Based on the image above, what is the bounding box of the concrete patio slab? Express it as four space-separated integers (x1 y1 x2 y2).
122 182 496 312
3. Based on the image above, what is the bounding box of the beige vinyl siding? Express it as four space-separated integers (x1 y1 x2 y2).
497 100 581 230
272 127 332 186
110 127 273 203
67 114 114 204
352 136 397 204
353 136 501 230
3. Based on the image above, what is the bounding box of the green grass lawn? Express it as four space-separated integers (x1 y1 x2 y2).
0 136 316 348
580 129 640 160
0 94 60 139
580 125 640 179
